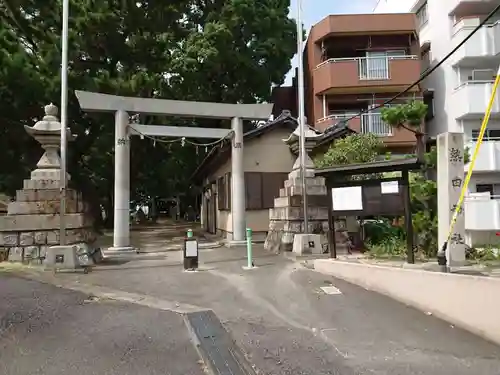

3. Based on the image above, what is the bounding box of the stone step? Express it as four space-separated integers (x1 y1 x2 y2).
0 213 89 232
268 220 329 233
23 179 61 190
16 188 80 202
273 195 328 208
279 185 327 197
8 200 83 215
283 176 325 188
269 206 329 221
287 169 315 179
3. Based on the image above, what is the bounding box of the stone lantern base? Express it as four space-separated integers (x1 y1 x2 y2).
0 182 97 263
264 165 330 253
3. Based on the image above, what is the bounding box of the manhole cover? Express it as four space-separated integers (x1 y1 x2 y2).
320 286 342 295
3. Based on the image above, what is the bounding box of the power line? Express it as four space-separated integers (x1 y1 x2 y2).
344 2 500 123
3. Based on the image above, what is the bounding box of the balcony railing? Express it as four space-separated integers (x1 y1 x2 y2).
465 194 500 231
451 19 500 65
361 113 392 136
452 80 500 119
464 140 500 172
316 55 418 81
316 113 359 124
315 113 359 131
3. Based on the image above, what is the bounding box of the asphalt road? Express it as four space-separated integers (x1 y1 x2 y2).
3 246 500 375
50 247 500 375
0 274 204 375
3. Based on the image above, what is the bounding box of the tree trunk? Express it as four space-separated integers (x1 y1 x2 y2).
415 133 425 164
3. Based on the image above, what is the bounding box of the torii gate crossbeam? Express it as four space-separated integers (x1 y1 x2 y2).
75 91 273 251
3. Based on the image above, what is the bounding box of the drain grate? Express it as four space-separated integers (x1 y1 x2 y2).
186 310 255 375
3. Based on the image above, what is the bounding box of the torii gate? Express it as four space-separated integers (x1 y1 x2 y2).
75 91 273 251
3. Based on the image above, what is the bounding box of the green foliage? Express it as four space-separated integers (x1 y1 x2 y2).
314 133 384 167
0 0 297 226
466 245 500 262
363 219 405 245
366 236 407 259
380 100 428 130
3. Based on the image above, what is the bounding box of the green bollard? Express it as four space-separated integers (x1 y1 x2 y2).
246 228 253 268
187 229 193 238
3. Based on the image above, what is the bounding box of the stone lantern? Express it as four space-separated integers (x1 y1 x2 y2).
264 116 330 254
283 117 322 176
0 104 96 264
24 103 75 182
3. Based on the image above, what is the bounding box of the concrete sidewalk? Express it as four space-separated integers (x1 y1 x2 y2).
314 258 500 346
5 245 500 375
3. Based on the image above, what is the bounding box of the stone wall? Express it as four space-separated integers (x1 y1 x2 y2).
0 186 95 264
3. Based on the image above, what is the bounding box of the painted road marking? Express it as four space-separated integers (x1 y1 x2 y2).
320 286 342 295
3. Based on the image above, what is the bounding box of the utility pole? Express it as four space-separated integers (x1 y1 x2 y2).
296 0 309 233
59 0 69 245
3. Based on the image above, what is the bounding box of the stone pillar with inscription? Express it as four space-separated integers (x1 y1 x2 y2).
437 132 466 266
0 104 96 263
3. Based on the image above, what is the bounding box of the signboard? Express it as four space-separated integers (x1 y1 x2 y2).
330 179 405 216
332 186 362 211
381 180 399 194
186 240 198 257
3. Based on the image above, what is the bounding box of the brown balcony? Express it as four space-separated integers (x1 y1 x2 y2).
315 113 417 148
313 56 421 95
309 14 418 42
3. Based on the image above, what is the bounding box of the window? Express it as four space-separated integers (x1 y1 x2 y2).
471 129 500 141
217 173 231 210
470 69 495 81
244 172 287 210
218 172 287 211
245 172 263 209
416 2 428 28
475 184 500 199
476 184 494 195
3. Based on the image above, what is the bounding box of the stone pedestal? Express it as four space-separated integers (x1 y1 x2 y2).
0 104 96 264
437 132 466 266
264 166 329 252
264 123 349 254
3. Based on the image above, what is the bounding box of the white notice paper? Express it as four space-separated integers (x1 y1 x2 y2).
186 240 198 257
381 181 399 194
331 186 363 211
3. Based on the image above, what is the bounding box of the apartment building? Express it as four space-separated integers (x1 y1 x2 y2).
303 13 423 154
375 0 500 246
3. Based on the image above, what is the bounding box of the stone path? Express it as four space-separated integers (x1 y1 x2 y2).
97 219 222 252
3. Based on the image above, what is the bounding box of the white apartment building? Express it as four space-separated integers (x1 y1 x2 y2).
375 0 500 246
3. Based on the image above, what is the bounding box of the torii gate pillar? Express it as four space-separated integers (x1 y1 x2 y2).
231 117 245 242
112 110 132 251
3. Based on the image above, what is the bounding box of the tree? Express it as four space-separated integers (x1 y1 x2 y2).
381 100 427 161
0 0 297 226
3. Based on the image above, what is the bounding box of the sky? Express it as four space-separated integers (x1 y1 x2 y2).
284 0 379 84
